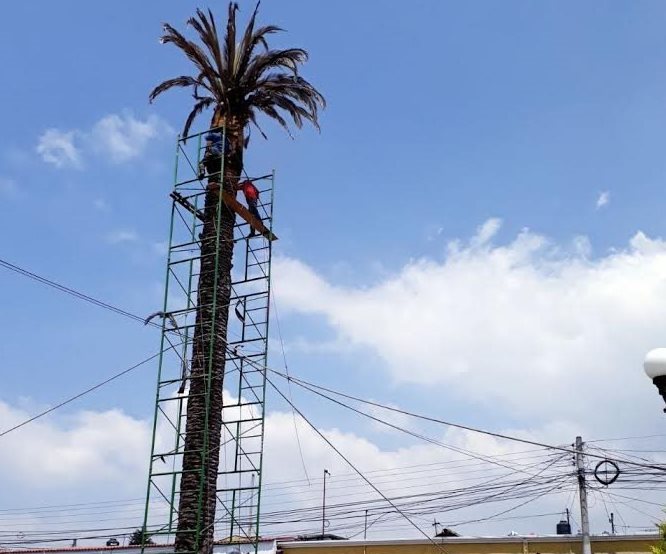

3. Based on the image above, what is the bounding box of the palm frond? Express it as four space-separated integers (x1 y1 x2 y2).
241 49 308 89
235 4 284 78
188 10 226 86
255 74 326 111
149 76 200 103
247 109 268 140
253 103 292 137
224 2 239 81
182 97 215 139
160 23 218 83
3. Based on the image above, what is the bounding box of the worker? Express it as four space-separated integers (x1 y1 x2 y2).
198 130 226 184
236 180 262 236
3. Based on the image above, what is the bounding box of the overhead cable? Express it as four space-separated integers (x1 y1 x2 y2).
0 348 173 439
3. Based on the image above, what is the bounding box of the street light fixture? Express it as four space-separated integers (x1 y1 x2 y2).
322 469 330 538
644 348 666 411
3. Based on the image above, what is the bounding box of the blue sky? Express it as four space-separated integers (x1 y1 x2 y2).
2 0 666 541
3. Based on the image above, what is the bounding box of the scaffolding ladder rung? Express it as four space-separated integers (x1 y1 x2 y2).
224 401 263 409
231 275 269 286
217 468 261 476
216 486 261 493
235 433 263 440
235 449 264 456
158 393 204 402
240 384 264 391
223 417 263 425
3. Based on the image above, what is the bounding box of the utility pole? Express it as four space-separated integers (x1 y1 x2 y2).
322 469 330 538
575 436 592 554
609 512 615 535
433 519 440 536
364 510 369 540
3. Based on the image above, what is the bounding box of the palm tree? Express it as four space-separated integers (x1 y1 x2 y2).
149 3 324 553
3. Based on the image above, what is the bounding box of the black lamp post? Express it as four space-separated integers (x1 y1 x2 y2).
644 348 666 412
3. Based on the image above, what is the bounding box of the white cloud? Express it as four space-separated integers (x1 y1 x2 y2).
105 229 139 244
470 217 502 247
36 129 82 168
364 401 414 433
273 221 666 434
0 401 149 489
0 388 662 540
91 113 172 163
596 190 610 209
36 112 172 169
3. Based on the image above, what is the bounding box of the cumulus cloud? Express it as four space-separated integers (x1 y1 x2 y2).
0 398 574 537
91 113 172 163
36 129 83 168
596 190 610 209
273 221 666 433
0 401 149 489
36 112 172 169
0 386 662 541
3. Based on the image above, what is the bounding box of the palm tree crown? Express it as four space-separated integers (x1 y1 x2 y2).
149 2 325 138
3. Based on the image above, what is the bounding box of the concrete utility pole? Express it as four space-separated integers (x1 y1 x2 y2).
575 436 592 554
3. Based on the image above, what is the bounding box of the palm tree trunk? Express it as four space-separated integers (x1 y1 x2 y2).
175 116 244 554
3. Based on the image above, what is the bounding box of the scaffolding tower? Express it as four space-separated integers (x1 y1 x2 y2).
142 128 275 554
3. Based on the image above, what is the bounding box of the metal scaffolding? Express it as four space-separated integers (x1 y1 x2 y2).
142 128 275 554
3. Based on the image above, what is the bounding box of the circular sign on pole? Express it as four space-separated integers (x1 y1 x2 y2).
594 459 620 486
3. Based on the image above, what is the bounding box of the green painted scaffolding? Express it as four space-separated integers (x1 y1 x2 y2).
141 128 275 554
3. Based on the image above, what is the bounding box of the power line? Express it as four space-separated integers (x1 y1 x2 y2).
0 348 171 439
267 367 666 473
0 450 556 516
587 434 666 443
6 254 662 474
0 257 157 327
275 370 564 477
263 373 444 551
2 257 661 536
271 289 311 486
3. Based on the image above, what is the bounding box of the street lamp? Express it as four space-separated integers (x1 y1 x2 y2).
644 348 666 411
322 469 330 538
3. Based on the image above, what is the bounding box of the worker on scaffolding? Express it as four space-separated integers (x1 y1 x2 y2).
198 129 225 185
235 179 262 236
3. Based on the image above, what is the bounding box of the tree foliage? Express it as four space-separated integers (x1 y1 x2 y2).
652 522 666 554
128 527 154 547
150 2 325 139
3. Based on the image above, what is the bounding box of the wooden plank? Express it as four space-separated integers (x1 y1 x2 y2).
221 190 278 241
